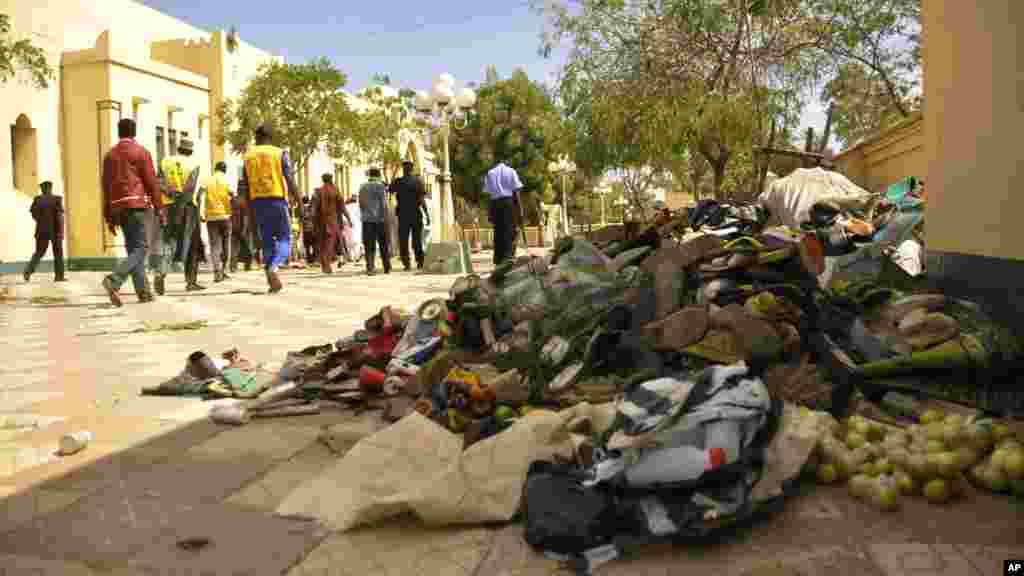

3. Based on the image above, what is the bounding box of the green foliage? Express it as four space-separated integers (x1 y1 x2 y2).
446 68 568 224
810 0 922 146
214 58 354 171
330 84 428 182
0 14 54 89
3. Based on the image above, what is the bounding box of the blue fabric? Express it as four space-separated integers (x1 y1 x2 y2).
112 208 149 293
484 163 523 200
884 177 923 211
358 179 388 223
251 197 291 271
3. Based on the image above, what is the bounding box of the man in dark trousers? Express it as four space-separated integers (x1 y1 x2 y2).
483 158 523 265
358 167 391 276
101 118 163 306
388 160 431 271
23 181 66 283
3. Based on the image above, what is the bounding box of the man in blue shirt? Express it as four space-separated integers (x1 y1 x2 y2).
483 158 523 265
358 167 392 275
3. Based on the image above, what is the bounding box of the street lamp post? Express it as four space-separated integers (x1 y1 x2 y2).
412 75 476 243
547 156 576 237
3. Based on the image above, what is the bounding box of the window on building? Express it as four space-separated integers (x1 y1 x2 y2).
168 129 178 156
156 127 166 166
198 118 205 140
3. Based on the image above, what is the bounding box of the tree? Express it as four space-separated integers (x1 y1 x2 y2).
0 14 54 89
820 62 916 147
536 0 819 201
810 0 921 134
444 68 568 225
214 58 354 176
332 85 427 183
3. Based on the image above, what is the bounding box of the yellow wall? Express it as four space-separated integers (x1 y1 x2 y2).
923 0 1024 260
0 0 277 261
833 113 926 194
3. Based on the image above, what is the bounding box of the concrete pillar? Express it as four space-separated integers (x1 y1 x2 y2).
923 0 1024 329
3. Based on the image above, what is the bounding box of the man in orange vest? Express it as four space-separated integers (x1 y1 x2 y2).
238 125 300 293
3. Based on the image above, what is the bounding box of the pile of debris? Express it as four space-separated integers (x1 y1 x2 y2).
147 167 1021 574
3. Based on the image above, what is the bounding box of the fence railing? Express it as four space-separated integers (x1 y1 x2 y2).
458 223 624 249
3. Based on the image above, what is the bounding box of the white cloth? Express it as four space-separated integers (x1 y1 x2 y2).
758 167 874 230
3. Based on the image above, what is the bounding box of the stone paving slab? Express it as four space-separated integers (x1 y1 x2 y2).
225 441 340 512
288 515 492 576
0 485 83 533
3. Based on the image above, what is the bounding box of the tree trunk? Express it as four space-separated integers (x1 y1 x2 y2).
819 104 835 154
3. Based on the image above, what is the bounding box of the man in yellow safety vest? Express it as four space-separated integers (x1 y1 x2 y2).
238 124 301 293
201 161 234 283
156 138 202 294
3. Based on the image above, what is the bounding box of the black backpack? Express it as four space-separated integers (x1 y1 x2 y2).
522 461 621 556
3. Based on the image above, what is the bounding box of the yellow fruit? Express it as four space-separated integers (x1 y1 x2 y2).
944 414 966 428
873 480 901 511
920 409 943 425
953 446 979 471
876 457 894 475
862 461 880 477
992 449 1010 471
846 432 867 450
983 465 1010 492
817 464 838 485
968 424 995 453
1003 450 1024 480
907 454 931 479
997 438 1023 453
925 439 946 454
833 456 852 480
926 423 946 442
993 422 1013 442
867 423 886 443
895 470 918 495
888 448 909 468
934 452 959 478
852 419 871 437
848 474 873 499
923 478 951 504
942 423 964 447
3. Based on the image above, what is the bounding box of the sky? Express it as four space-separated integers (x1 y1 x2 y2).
139 0 828 146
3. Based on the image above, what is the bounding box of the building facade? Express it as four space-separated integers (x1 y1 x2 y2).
1 0 447 268
0 0 281 263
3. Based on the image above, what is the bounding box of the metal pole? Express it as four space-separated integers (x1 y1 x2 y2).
439 121 451 242
561 172 570 236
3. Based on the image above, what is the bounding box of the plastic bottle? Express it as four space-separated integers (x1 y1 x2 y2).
625 445 726 487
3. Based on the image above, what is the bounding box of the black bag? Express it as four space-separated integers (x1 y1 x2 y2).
522 461 619 556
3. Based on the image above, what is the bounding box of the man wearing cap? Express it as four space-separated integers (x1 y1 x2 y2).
156 137 202 294
201 161 233 282
23 181 66 283
388 160 430 271
238 124 301 293
483 157 523 265
101 118 162 306
358 167 391 275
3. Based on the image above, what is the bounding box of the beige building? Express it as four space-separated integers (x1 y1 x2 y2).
833 112 926 194
0 0 281 264
0 0 447 269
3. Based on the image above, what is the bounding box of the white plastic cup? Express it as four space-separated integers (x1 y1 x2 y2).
58 431 93 456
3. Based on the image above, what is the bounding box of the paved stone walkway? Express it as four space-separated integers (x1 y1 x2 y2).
0 262 1021 575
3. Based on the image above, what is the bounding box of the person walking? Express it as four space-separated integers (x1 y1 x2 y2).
302 193 318 264
344 195 363 263
201 161 233 282
229 192 251 272
101 118 162 306
155 138 201 295
313 173 352 274
238 124 301 293
23 181 66 283
388 160 430 271
179 140 206 292
484 158 523 265
358 167 391 276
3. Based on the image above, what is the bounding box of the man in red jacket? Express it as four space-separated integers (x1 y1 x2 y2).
101 118 163 307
